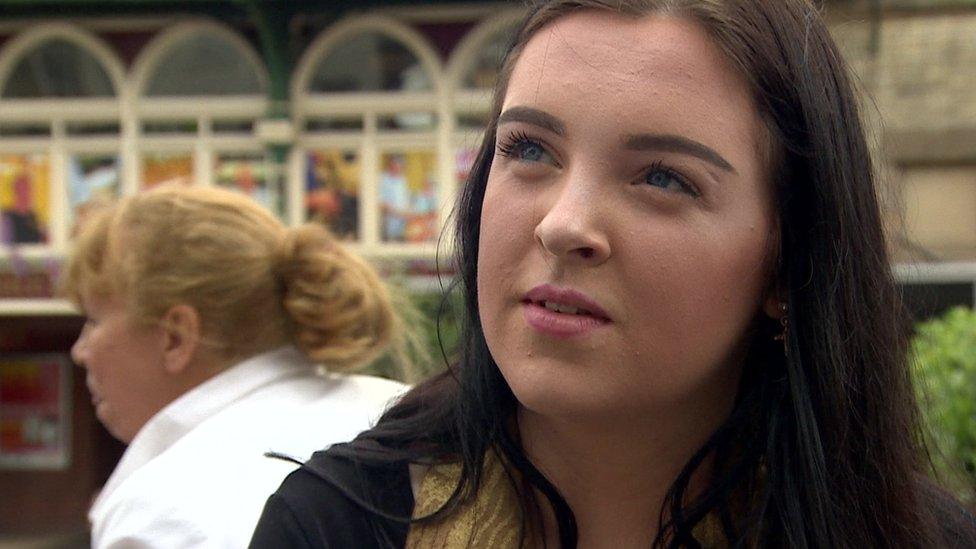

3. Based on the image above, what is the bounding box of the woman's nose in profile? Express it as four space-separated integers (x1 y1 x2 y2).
71 324 90 367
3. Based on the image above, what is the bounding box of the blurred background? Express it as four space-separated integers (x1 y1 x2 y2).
0 0 972 546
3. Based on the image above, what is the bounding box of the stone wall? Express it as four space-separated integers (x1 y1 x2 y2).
831 8 976 261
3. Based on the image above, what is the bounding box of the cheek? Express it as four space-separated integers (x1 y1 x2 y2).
476 174 531 321
621 221 772 356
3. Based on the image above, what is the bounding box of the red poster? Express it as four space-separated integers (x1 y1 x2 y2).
0 355 70 469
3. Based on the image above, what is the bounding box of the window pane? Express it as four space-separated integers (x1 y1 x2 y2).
0 154 50 245
462 24 518 89
145 34 263 96
306 150 360 241
141 152 193 189
2 39 114 98
309 33 432 93
142 120 198 135
215 153 280 215
67 154 120 238
380 151 437 243
212 120 254 134
66 121 120 137
0 123 51 138
378 112 437 132
457 114 490 131
305 117 364 132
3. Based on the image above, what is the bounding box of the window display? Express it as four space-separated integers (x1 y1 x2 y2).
379 151 437 243
0 355 71 470
0 154 50 245
306 150 360 240
67 154 120 237
215 153 279 214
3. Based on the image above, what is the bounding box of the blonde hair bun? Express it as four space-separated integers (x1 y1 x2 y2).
276 224 395 371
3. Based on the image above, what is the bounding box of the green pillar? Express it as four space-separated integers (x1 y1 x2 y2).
247 0 292 121
245 0 294 214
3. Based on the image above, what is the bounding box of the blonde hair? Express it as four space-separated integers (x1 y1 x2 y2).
63 185 407 372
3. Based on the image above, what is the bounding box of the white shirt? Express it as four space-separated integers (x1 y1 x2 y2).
88 346 407 548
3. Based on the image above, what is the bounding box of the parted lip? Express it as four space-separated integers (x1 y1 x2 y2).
522 284 612 321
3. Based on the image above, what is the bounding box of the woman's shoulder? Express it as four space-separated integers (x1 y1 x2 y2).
249 446 414 549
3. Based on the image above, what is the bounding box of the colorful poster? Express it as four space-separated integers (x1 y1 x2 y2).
306 150 360 240
380 151 437 243
67 154 121 238
141 152 193 189
215 154 279 214
0 355 71 469
0 154 50 245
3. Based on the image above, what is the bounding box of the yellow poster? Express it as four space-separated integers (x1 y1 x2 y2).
0 154 50 245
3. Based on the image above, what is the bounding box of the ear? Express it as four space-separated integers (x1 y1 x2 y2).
160 304 201 376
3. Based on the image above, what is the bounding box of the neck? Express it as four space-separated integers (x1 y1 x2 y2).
517 399 731 547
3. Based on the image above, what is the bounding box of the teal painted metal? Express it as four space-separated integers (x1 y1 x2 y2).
245 0 292 120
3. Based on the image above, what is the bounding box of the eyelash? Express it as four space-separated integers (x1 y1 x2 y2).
496 131 549 161
496 130 699 198
641 161 699 198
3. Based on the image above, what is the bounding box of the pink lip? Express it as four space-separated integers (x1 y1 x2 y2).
521 284 611 338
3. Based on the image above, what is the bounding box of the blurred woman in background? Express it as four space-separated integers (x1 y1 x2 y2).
64 185 409 548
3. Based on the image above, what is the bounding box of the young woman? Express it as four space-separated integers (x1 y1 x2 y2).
65 185 409 548
251 1 976 547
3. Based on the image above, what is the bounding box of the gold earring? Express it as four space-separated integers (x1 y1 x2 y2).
772 302 789 356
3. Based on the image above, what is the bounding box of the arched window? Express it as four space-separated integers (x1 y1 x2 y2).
308 31 433 94
2 39 114 99
0 25 124 252
144 33 264 97
294 16 446 255
457 22 519 91
132 21 273 210
447 13 522 193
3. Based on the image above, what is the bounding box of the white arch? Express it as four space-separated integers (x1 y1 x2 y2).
293 15 445 99
130 19 269 97
445 10 524 92
0 22 126 97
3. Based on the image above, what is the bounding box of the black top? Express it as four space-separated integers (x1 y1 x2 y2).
249 449 414 549
251 447 976 549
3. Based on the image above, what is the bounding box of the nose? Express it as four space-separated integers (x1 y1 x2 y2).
534 174 611 265
71 324 89 367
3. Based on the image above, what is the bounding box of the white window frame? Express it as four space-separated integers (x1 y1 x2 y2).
293 15 449 259
130 19 270 192
0 23 126 259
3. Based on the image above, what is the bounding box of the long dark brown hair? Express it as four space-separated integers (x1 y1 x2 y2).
332 1 968 546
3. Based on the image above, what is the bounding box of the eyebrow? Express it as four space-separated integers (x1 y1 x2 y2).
498 106 737 175
497 106 566 135
624 134 736 174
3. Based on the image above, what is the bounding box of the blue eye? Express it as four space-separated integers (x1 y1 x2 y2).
497 131 556 165
642 162 697 196
516 142 546 162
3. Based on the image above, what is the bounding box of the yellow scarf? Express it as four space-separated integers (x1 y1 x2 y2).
406 451 726 548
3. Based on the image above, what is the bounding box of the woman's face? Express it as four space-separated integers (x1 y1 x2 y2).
71 292 169 443
477 12 778 423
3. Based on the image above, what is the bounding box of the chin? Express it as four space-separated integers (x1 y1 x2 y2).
502 364 620 421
